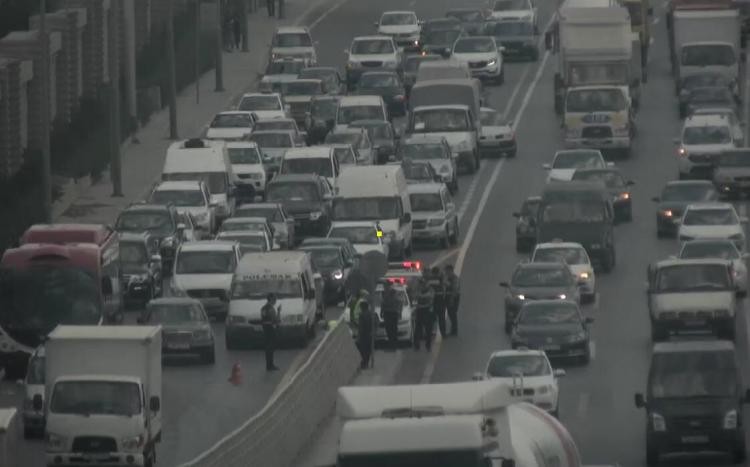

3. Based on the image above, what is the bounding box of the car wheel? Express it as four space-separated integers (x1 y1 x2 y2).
515 238 525 253
495 69 505 85
474 150 481 170
600 250 614 273
449 221 459 245
450 178 459 194
404 242 413 258
441 229 450 248
646 445 659 467
624 205 633 222
581 345 591 364
506 148 517 158
719 324 736 341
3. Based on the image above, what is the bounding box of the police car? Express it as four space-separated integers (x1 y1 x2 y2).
384 261 423 296
344 280 415 344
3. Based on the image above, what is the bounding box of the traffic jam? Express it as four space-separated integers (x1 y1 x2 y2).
3 0 750 465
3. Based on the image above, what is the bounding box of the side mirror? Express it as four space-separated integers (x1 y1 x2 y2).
634 393 646 409
149 396 161 412
373 21 379 27
472 372 485 381
553 369 566 378
499 281 510 288
403 212 412 223
32 394 43 411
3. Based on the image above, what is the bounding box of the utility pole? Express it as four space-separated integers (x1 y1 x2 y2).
166 0 178 139
215 0 225 91
109 0 123 197
195 0 201 103
241 0 249 52
39 0 52 221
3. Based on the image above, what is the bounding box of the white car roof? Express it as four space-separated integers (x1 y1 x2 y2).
275 26 310 34
381 10 418 15
488 349 548 359
179 240 237 252
154 180 203 191
352 35 395 42
407 183 445 195
241 92 282 99
684 202 736 211
534 241 585 250
684 114 730 127
340 95 385 106
554 148 603 157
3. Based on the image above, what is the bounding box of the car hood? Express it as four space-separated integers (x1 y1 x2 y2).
547 169 576 182
481 124 513 138
352 243 388 256
453 52 497 62
715 166 750 179
378 25 420 35
206 128 251 139
425 158 454 175
509 285 573 299
161 323 209 334
488 375 551 387
372 137 394 148
46 414 145 442
357 86 402 97
229 297 306 319
417 132 472 150
174 273 233 291
679 224 744 239
652 291 735 311
515 323 582 338
259 147 288 162
491 10 533 20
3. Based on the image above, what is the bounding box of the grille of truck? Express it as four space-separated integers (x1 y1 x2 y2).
72 436 118 453
581 126 612 139
186 289 228 301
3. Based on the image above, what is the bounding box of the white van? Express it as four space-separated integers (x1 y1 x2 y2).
279 146 341 191
226 251 319 348
335 95 389 132
162 138 238 221
333 165 413 259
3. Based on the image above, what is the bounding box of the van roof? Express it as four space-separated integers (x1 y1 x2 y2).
48 325 161 341
283 146 334 159
339 95 385 106
21 223 114 246
412 104 470 112
653 339 735 353
338 165 404 197
154 180 203 191
236 251 310 275
179 240 237 252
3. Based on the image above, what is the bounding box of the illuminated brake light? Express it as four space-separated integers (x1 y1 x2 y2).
402 261 421 270
387 277 407 285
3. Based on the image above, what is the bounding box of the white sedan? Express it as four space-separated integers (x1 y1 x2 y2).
205 111 256 141
531 241 595 303
678 203 747 252
476 349 565 416
375 11 421 49
479 107 517 157
543 149 610 182
678 238 748 295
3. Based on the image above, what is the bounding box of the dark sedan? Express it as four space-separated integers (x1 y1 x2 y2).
677 72 736 112
510 300 593 364
300 244 355 305
354 71 408 117
482 19 539 61
680 85 737 119
304 95 341 144
572 168 635 222
139 297 216 364
512 196 541 252
652 180 719 237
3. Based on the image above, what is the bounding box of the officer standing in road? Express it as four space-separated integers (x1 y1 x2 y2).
266 0 275 17
381 281 402 351
357 302 376 369
348 289 369 330
414 277 435 351
260 293 280 371
428 266 447 338
444 264 461 336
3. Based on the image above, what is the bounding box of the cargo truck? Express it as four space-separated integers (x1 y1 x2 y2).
40 326 162 467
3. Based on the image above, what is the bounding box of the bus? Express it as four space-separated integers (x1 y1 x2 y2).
0 242 119 377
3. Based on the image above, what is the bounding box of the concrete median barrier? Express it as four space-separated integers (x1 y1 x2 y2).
178 318 359 467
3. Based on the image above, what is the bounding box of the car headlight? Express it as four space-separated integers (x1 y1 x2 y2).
486 59 497 67
651 413 666 432
537 384 552 395
427 218 444 227
46 432 67 450
192 329 211 341
309 211 323 220
121 434 145 451
660 209 673 218
579 272 589 280
333 269 344 280
516 294 526 300
558 294 567 300
724 409 738 429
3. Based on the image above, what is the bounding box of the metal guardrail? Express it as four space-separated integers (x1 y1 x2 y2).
178 317 359 467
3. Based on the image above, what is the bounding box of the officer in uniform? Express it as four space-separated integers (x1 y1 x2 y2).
260 293 280 371
380 281 402 350
266 0 275 17
428 266 447 338
444 264 461 336
357 302 376 368
413 277 435 351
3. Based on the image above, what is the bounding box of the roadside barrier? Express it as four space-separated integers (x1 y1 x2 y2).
178 316 359 467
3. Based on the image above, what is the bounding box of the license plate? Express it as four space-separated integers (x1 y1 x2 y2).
685 319 706 327
681 435 709 444
168 342 190 350
84 454 112 462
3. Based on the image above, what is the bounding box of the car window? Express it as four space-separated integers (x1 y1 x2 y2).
683 208 738 226
239 95 282 111
656 264 731 292
512 267 570 287
553 151 604 169
352 39 395 54
273 32 312 47
661 184 717 202
681 242 739 260
410 193 443 212
453 38 495 53
533 247 588 265
211 113 253 128
494 0 530 10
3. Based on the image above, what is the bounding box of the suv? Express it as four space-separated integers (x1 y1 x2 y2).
408 183 459 247
115 203 186 273
270 26 317 64
119 232 163 309
148 180 215 234
635 340 750 466
266 174 333 238
676 113 738 180
345 36 401 89
646 258 737 340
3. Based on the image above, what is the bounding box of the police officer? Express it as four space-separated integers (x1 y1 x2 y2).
260 293 280 371
413 277 435 351
357 302 376 368
266 0 275 17
428 266 447 338
348 289 369 330
380 281 402 350
444 264 460 336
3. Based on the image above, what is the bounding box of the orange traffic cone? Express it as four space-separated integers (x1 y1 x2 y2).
228 362 242 385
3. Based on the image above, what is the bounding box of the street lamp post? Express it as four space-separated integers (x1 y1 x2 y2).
215 0 225 91
38 0 52 220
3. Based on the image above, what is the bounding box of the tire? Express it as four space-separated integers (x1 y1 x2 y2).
475 151 481 171
203 347 216 364
506 148 517 158
496 69 505 85
624 206 633 222
449 221 459 245
651 324 667 342
23 427 36 440
404 242 413 258
515 238 525 253
600 250 614 273
441 229 450 248
144 449 155 467
720 324 736 341
580 345 591 365
646 442 659 467
450 178 459 194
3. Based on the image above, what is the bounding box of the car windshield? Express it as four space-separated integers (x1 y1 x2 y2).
534 247 588 265
423 29 462 45
541 201 605 223
410 193 443 212
311 99 339 118
553 151 603 169
228 147 262 165
267 182 320 202
219 220 266 233
403 162 433 180
650 351 737 398
27 355 45 384
306 248 344 269
339 450 485 467
690 87 733 104
249 133 293 148
163 172 227 194
219 234 268 252
147 304 205 324
566 89 627 112
211 113 253 128
487 355 550 378
333 146 357 164
656 264 731 292
116 211 174 235
120 241 148 268
150 189 204 207
282 81 322 96
681 242 739 260
326 132 361 146
661 184 717 202
512 267 569 287
235 206 282 222
273 32 312 47
239 96 281 111
329 226 379 244
50 381 141 416
453 38 495 53
494 0 528 10
231 278 302 299
519 304 580 325
400 143 445 160
718 151 750 167
412 109 469 132
683 208 737 225
381 13 416 25
480 109 504 126
359 74 400 88
572 171 624 188
352 39 394 55
447 10 483 22
333 197 401 220
282 157 333 177
684 74 729 90
683 125 731 145
485 21 533 35
175 251 236 274
682 45 735 67
254 121 296 133
338 106 384 124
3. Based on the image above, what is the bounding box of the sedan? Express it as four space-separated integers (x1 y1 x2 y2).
300 244 354 305
375 11 421 50
217 216 277 249
510 300 593 364
345 281 415 344
328 221 390 258
490 0 538 30
479 107 517 157
349 119 398 163
500 261 582 333
234 202 295 248
571 168 635 222
678 239 748 295
713 149 750 198
678 72 737 115
482 19 539 61
345 36 401 88
678 203 747 251
531 242 596 303
652 180 719 237
543 149 609 182
451 36 504 84
354 71 408 117
408 183 459 247
139 297 216 364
